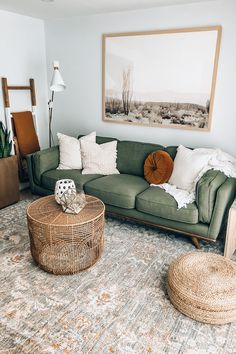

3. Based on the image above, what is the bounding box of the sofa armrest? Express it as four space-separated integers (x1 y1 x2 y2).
207 177 236 240
196 169 227 223
28 146 59 186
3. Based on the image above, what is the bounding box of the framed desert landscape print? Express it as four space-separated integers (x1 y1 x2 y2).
102 26 222 131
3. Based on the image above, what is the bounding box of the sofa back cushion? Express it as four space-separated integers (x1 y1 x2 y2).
164 146 178 160
117 141 164 177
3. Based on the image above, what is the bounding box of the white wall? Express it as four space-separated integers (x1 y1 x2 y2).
45 0 236 156
0 10 48 148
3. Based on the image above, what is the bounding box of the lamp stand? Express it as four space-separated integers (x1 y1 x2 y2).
48 91 54 148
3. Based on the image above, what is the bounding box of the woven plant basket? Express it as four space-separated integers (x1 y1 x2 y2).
167 252 236 324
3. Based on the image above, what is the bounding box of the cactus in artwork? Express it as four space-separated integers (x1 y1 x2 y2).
0 121 12 158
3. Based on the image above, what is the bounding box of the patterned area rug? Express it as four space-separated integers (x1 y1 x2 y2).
0 199 235 354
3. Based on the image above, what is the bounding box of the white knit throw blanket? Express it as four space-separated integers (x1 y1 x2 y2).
151 149 236 209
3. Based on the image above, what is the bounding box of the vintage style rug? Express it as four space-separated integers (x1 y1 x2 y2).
0 198 235 354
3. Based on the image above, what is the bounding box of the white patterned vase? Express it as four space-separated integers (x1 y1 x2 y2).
54 179 76 205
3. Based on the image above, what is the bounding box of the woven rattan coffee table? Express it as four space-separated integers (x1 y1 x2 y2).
27 195 105 275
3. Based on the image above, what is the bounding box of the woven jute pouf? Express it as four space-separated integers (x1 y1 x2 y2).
167 252 236 324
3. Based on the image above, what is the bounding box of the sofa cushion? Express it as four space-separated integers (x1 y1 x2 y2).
117 141 164 176
196 169 227 224
41 169 102 191
136 187 198 224
84 174 149 209
81 140 119 175
144 150 173 184
57 131 96 170
169 145 213 192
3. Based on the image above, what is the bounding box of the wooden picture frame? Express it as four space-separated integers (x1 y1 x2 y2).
102 26 222 131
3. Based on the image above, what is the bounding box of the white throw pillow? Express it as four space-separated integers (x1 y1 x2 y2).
57 131 96 170
81 140 120 175
169 145 213 192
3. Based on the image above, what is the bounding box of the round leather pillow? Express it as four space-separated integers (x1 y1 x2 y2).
144 150 174 184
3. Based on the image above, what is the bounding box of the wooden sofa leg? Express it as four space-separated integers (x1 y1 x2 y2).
191 236 201 249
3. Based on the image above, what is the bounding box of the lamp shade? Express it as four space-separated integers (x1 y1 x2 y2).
50 62 66 92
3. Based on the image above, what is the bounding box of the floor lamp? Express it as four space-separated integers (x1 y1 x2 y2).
48 61 66 147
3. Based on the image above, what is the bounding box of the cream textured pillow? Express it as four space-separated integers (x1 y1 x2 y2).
169 145 213 192
57 131 96 170
81 140 120 175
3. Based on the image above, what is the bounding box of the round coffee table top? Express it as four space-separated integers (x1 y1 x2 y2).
27 194 105 226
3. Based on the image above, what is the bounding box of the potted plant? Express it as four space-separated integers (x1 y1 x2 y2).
0 121 19 209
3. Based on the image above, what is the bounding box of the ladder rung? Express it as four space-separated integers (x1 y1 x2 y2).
7 86 31 90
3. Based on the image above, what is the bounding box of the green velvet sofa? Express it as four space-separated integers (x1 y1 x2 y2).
26 135 236 247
